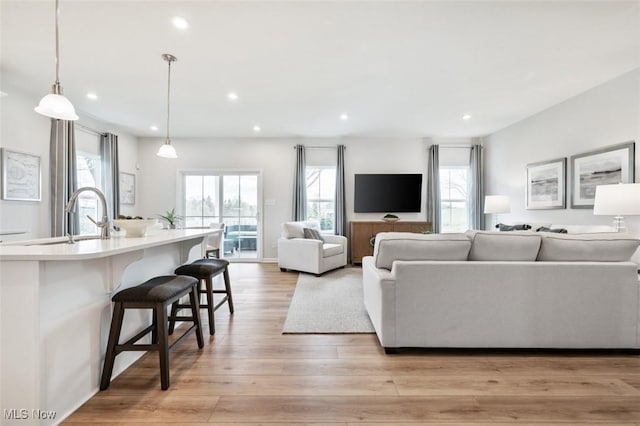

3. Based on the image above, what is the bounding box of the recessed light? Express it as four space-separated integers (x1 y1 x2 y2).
462 114 472 120
340 113 349 121
253 125 261 132
150 125 159 131
86 92 98 100
227 92 238 101
172 16 189 30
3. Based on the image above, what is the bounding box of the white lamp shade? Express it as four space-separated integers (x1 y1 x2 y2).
156 143 178 158
593 183 640 215
484 195 511 214
34 93 79 121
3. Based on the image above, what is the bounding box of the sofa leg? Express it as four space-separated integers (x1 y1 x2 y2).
315 273 322 277
384 347 398 354
280 268 286 272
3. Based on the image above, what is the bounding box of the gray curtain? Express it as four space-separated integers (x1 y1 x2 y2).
50 119 78 237
426 144 441 233
469 143 485 230
334 144 346 236
292 144 307 221
100 132 120 220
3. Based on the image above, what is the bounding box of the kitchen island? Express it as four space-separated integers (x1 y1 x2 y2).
0 229 214 425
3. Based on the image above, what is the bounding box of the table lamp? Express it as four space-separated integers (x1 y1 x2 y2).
484 195 511 228
593 183 640 232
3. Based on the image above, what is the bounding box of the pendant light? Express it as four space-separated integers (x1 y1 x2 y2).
156 54 178 159
34 0 78 121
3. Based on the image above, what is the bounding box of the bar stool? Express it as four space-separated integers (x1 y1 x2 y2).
100 275 204 391
171 258 234 335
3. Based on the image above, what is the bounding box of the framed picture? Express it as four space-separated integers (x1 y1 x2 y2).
119 172 135 205
526 157 566 209
1 148 41 201
570 141 635 209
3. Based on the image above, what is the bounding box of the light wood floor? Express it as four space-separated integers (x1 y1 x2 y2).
65 263 640 425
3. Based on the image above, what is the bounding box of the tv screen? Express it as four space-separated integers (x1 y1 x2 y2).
354 174 423 213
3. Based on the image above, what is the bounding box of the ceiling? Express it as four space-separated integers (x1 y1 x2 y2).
1 1 639 139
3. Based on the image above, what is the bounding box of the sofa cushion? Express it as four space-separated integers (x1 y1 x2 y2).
537 233 640 261
467 231 542 261
281 220 321 239
323 243 344 258
374 232 471 270
303 227 324 241
536 226 568 233
497 223 532 231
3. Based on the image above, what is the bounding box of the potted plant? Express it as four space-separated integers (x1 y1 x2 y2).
158 208 182 229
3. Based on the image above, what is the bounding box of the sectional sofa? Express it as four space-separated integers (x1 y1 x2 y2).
362 231 640 353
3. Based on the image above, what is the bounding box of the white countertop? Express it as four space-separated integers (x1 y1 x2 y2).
0 228 214 261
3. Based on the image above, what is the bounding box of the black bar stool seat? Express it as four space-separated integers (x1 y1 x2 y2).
100 275 204 391
171 258 234 335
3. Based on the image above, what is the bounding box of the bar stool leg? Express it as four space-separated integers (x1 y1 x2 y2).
155 303 170 390
100 302 125 391
204 277 215 335
167 300 179 335
189 285 205 348
223 268 234 314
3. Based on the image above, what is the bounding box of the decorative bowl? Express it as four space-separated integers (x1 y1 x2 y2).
112 219 159 238
382 217 399 222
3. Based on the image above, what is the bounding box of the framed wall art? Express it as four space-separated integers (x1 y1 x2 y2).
526 157 566 210
1 148 41 201
119 172 135 205
570 141 635 209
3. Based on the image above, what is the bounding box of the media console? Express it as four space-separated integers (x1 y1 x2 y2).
350 220 431 264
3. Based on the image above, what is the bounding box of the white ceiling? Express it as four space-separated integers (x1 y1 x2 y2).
1 1 639 139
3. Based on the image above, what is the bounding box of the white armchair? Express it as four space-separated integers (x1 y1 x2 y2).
205 223 225 258
277 221 348 275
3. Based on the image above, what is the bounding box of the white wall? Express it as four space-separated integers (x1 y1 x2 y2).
0 88 139 240
485 68 640 261
136 137 432 259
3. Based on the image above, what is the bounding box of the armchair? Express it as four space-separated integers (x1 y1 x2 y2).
277 221 347 275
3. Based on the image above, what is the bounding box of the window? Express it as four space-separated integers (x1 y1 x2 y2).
76 151 102 235
184 175 220 228
182 172 260 259
439 167 469 233
305 166 336 232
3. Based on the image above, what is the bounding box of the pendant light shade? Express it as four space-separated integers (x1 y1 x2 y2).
35 0 78 121
157 143 178 159
156 53 178 159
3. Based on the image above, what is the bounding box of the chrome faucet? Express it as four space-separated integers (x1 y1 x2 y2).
65 186 111 239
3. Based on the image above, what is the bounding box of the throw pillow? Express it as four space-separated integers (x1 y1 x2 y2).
536 226 568 233
496 223 532 231
303 227 324 241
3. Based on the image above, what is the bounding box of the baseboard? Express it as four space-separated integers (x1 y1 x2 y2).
262 258 278 263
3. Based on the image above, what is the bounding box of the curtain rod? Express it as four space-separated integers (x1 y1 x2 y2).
438 144 479 149
76 123 105 136
293 145 344 150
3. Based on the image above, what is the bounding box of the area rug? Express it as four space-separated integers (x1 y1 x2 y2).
282 267 375 334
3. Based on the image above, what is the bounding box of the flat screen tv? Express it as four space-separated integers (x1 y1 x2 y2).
354 173 422 213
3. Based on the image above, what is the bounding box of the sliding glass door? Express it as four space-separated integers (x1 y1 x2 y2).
183 171 261 261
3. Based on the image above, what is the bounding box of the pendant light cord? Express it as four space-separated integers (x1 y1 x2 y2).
54 0 61 90
166 58 171 144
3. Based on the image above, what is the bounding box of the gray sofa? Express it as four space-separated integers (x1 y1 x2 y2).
362 231 640 353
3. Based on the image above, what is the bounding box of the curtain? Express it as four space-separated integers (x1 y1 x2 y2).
426 144 441 233
100 132 120 220
292 144 307 221
469 143 485 230
334 144 346 236
50 119 78 237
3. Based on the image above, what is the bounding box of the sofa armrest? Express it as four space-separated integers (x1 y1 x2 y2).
277 238 323 269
